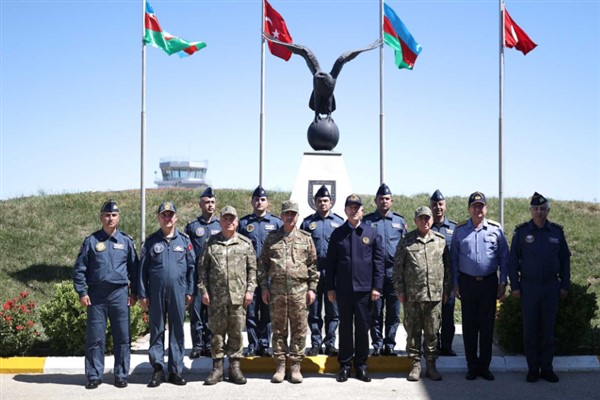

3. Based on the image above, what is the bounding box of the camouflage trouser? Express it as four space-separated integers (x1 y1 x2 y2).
403 301 441 361
208 304 246 359
270 292 307 363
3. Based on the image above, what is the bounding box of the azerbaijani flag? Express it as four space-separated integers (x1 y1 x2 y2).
383 3 422 70
144 1 206 58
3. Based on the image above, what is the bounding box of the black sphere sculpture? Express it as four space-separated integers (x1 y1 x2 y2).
265 34 381 151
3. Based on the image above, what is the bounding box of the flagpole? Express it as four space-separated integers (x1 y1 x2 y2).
499 0 505 227
379 0 385 184
140 0 147 242
259 0 266 186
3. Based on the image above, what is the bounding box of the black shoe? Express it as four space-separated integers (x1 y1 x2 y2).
465 370 477 380
256 347 271 357
147 366 165 388
202 348 212 358
526 370 540 382
382 347 398 357
244 347 256 357
479 369 495 381
168 373 187 386
370 348 382 356
189 348 202 359
337 368 350 383
306 346 320 356
324 345 339 356
114 379 128 388
541 370 559 383
85 379 102 390
440 348 457 356
356 369 371 382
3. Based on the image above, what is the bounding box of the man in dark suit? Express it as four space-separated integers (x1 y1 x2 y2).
326 194 385 383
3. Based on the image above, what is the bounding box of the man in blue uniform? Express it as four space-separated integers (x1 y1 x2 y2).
185 187 220 359
363 183 407 356
508 192 570 383
451 191 508 381
301 185 344 356
238 186 283 357
430 189 458 356
139 202 195 387
73 200 138 389
326 194 385 383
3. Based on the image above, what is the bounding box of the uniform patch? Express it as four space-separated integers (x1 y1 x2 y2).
195 226 205 237
187 243 193 251
446 229 454 235
95 242 106 252
174 245 184 252
246 224 255 233
549 237 559 244
309 222 317 231
153 243 164 253
265 224 276 231
525 234 535 243
210 229 220 235
392 223 402 229
331 222 340 228
362 237 370 245
113 243 125 250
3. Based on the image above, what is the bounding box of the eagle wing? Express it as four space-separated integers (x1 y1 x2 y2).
263 33 321 75
329 39 382 78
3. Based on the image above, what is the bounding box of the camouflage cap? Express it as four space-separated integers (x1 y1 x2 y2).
220 205 238 218
157 202 177 214
281 200 299 213
414 206 433 219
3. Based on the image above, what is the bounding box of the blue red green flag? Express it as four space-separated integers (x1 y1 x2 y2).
383 3 422 70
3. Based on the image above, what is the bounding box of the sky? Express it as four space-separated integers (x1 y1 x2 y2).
1 0 599 203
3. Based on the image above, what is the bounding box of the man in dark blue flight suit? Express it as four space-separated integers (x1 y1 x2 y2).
139 202 195 387
429 189 458 356
73 200 138 389
363 183 407 356
508 192 571 383
301 185 344 356
185 187 220 359
326 194 385 383
238 186 283 356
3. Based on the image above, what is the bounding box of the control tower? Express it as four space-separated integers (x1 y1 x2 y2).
154 158 209 189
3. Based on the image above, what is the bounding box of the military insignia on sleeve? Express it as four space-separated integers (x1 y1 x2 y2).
446 229 454 235
549 237 559 244
95 242 106 252
331 222 340 228
187 243 193 251
392 223 402 229
174 245 184 252
362 237 370 245
525 234 535 243
309 222 317 231
153 243 164 254
246 224 255 233
265 224 276 231
113 243 125 250
195 226 205 237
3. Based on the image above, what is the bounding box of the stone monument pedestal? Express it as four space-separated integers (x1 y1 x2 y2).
290 151 353 220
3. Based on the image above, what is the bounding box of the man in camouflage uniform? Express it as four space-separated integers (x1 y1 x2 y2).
198 206 257 385
259 200 318 384
394 206 452 382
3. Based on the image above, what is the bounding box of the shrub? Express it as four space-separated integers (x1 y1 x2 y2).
0 291 41 356
40 280 149 356
496 282 598 354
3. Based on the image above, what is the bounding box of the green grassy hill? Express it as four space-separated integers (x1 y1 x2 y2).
1 188 598 327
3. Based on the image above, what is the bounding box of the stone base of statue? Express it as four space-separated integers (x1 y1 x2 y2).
290 151 352 220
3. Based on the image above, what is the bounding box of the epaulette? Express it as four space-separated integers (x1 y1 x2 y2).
549 222 564 230
448 219 458 225
302 213 315 222
487 219 501 227
432 231 445 240
269 213 282 221
120 231 135 241
392 212 406 220
179 231 190 239
456 220 469 228
299 229 312 237
237 234 253 245
333 212 344 220
186 218 198 226
514 222 527 230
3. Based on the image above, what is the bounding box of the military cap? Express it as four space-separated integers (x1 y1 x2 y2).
530 192 548 206
376 183 392 197
430 189 445 202
252 185 268 198
468 191 487 206
200 186 215 199
100 200 119 213
282 200 299 213
220 205 238 218
314 185 331 200
345 194 363 207
414 206 433 219
157 202 177 214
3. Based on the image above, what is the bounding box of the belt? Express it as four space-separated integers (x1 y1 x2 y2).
459 272 496 282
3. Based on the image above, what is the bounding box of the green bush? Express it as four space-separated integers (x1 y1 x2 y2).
496 282 598 354
0 291 41 356
40 281 148 356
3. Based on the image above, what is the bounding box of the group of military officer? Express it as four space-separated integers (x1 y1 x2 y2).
73 185 570 388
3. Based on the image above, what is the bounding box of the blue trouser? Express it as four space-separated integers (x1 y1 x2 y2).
370 268 400 350
338 291 372 371
440 294 456 350
459 272 498 372
148 288 186 374
245 286 271 351
189 294 211 350
85 283 130 381
521 280 560 372
308 270 339 348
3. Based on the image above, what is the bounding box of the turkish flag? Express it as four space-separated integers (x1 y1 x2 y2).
264 0 293 61
504 9 537 55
